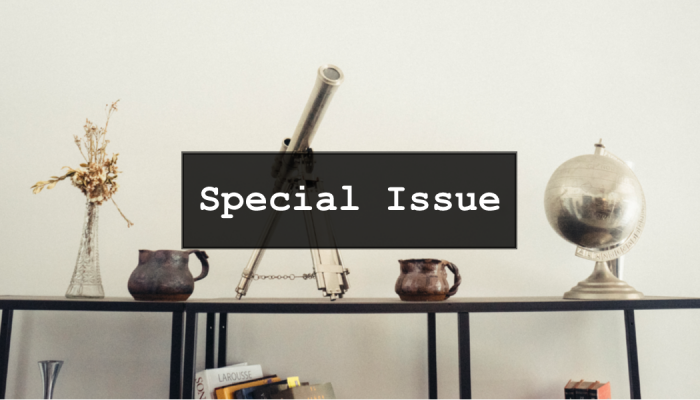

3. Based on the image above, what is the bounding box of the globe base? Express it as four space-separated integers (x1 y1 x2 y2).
564 261 643 300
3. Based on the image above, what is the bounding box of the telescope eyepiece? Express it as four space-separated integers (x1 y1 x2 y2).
323 67 340 80
318 64 344 85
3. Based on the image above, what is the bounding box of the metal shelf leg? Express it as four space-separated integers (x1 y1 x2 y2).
183 311 198 399
205 313 216 369
458 312 471 399
218 313 228 368
0 309 13 399
428 313 437 399
169 311 184 399
624 309 642 399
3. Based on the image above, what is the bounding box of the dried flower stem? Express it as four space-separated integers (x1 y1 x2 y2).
112 198 134 228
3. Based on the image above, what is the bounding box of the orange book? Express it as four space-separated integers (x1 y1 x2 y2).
215 376 282 399
586 381 611 399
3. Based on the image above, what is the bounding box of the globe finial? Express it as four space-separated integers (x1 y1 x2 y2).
594 139 606 155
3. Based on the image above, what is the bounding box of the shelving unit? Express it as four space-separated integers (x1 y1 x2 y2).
1 296 699 399
183 296 700 399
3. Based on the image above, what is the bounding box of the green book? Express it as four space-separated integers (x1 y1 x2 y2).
271 383 336 399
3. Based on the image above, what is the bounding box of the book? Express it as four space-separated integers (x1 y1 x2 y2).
586 381 611 399
195 363 264 399
271 382 336 399
234 382 292 399
216 376 281 400
574 382 595 400
564 379 582 399
286 377 301 388
250 383 296 399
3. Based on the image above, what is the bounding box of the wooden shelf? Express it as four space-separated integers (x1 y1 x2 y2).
185 295 700 313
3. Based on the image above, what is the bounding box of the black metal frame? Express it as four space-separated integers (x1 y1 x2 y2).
0 297 186 399
0 296 697 399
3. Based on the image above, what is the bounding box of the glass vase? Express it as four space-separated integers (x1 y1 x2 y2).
38 360 63 399
65 200 105 298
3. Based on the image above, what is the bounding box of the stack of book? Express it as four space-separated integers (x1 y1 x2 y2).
564 379 611 399
195 363 336 399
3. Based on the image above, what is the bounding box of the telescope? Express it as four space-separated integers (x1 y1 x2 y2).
235 65 350 300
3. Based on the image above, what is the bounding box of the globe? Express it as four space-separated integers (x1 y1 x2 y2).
544 150 644 252
544 141 646 300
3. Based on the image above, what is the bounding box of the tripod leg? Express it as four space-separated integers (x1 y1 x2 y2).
235 180 293 299
301 181 349 300
315 179 350 293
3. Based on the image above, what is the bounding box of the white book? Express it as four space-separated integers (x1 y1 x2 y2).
194 363 263 399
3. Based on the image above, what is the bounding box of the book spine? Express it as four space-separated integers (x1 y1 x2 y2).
195 371 211 399
195 365 264 399
216 377 281 400
209 365 264 389
564 388 574 399
574 388 589 399
216 387 231 399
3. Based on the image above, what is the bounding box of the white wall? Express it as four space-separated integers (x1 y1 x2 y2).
1 1 699 398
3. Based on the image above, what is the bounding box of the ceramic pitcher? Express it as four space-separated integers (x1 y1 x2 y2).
128 249 209 301
395 259 461 301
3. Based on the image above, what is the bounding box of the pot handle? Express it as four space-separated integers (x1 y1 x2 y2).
191 250 210 282
443 261 461 298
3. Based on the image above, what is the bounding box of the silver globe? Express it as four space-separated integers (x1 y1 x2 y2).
544 153 643 251
544 141 646 300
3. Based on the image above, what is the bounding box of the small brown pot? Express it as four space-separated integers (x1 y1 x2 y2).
395 259 461 301
127 249 209 301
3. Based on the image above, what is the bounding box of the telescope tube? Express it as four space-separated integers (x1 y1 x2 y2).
271 65 344 193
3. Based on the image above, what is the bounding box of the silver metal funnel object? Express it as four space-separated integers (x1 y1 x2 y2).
38 360 63 399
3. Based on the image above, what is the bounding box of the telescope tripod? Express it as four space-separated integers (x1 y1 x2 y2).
235 151 350 300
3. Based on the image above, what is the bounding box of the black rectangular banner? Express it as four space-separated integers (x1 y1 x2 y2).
182 152 516 249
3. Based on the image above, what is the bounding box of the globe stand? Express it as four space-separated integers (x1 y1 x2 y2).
564 261 643 300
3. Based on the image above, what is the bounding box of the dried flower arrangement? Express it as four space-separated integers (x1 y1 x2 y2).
31 100 133 227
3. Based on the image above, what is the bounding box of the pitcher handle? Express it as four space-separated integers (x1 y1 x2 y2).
190 250 210 282
444 261 461 298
